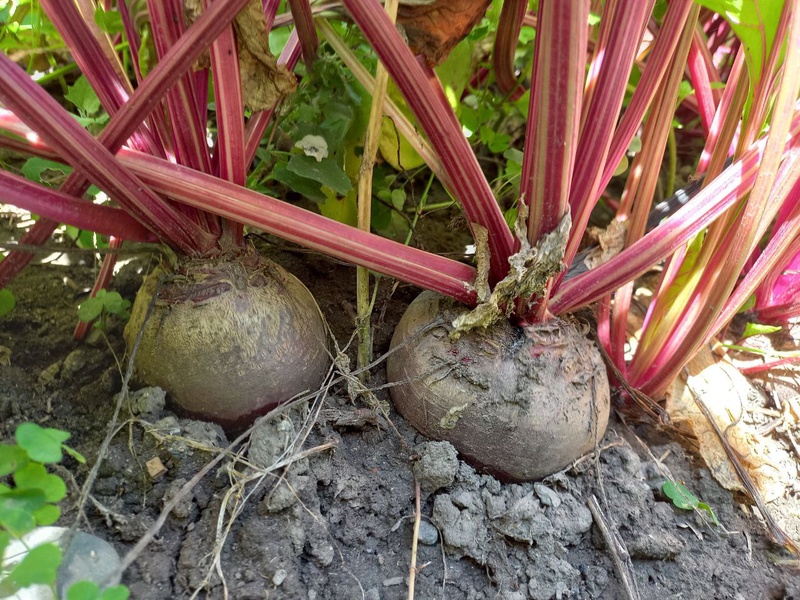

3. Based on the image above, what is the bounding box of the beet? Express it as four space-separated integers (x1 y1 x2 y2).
124 251 330 430
387 291 610 481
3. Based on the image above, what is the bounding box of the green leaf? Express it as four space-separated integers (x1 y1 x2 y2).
7 543 61 587
0 530 10 562
14 462 67 502
0 488 46 535
0 444 28 476
693 0 783 89
286 155 352 195
62 445 87 465
94 4 124 35
78 296 105 323
15 423 70 463
65 76 102 116
662 479 719 527
100 586 131 600
101 292 130 318
69 582 132 600
742 322 782 339
271 162 326 203
21 157 72 184
662 480 699 510
390 189 406 211
33 503 61 526
0 289 14 318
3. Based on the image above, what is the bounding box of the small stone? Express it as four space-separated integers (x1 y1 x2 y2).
418 520 439 545
129 387 167 417
534 483 562 508
628 530 684 559
38 361 62 388
145 456 167 480
164 478 194 519
61 349 89 380
365 589 381 600
413 441 458 492
383 576 404 587
181 419 227 448
58 530 122 597
0 345 11 366
272 568 287 586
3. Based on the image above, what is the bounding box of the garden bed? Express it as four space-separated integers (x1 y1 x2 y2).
1 227 798 599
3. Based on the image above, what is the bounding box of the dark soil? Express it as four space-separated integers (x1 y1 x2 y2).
1 227 799 599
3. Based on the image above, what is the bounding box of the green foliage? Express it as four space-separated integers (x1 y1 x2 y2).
694 0 783 91
67 581 130 600
77 289 131 330
65 76 109 131
0 290 15 318
0 1 65 74
741 322 782 339
662 480 720 525
0 423 86 597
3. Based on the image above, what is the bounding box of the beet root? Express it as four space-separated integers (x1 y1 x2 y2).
387 291 610 481
124 252 330 430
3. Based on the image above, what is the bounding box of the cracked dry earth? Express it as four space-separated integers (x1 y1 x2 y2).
1 235 799 599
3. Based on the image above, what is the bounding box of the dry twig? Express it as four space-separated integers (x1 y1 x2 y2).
408 480 421 600
587 494 640 600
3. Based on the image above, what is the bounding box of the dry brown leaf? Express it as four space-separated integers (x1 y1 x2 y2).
583 218 628 271
666 345 795 503
398 0 491 65
184 0 297 111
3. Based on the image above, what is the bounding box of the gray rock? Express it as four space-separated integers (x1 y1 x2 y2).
382 577 404 587
57 530 122 598
418 520 439 545
249 416 295 468
413 441 458 492
534 482 562 508
432 493 489 562
526 555 580 600
180 419 227 448
61 349 88 381
128 386 166 417
628 530 684 559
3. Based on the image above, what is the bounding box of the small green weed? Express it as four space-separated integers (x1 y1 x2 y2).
662 480 720 526
77 289 131 331
0 423 128 599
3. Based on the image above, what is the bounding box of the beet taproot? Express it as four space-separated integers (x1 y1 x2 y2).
387 291 610 481
124 250 329 430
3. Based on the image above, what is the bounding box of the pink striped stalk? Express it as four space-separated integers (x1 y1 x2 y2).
520 0 587 245
636 4 800 396
597 0 695 197
0 116 480 304
341 0 515 283
604 5 699 375
0 0 252 287
208 4 246 247
286 0 318 70
493 0 527 97
517 0 588 320
117 151 478 304
549 101 800 314
687 30 718 137
0 170 152 241
147 0 213 176
0 54 214 254
39 0 159 156
739 356 800 375
564 0 653 272
697 49 746 176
